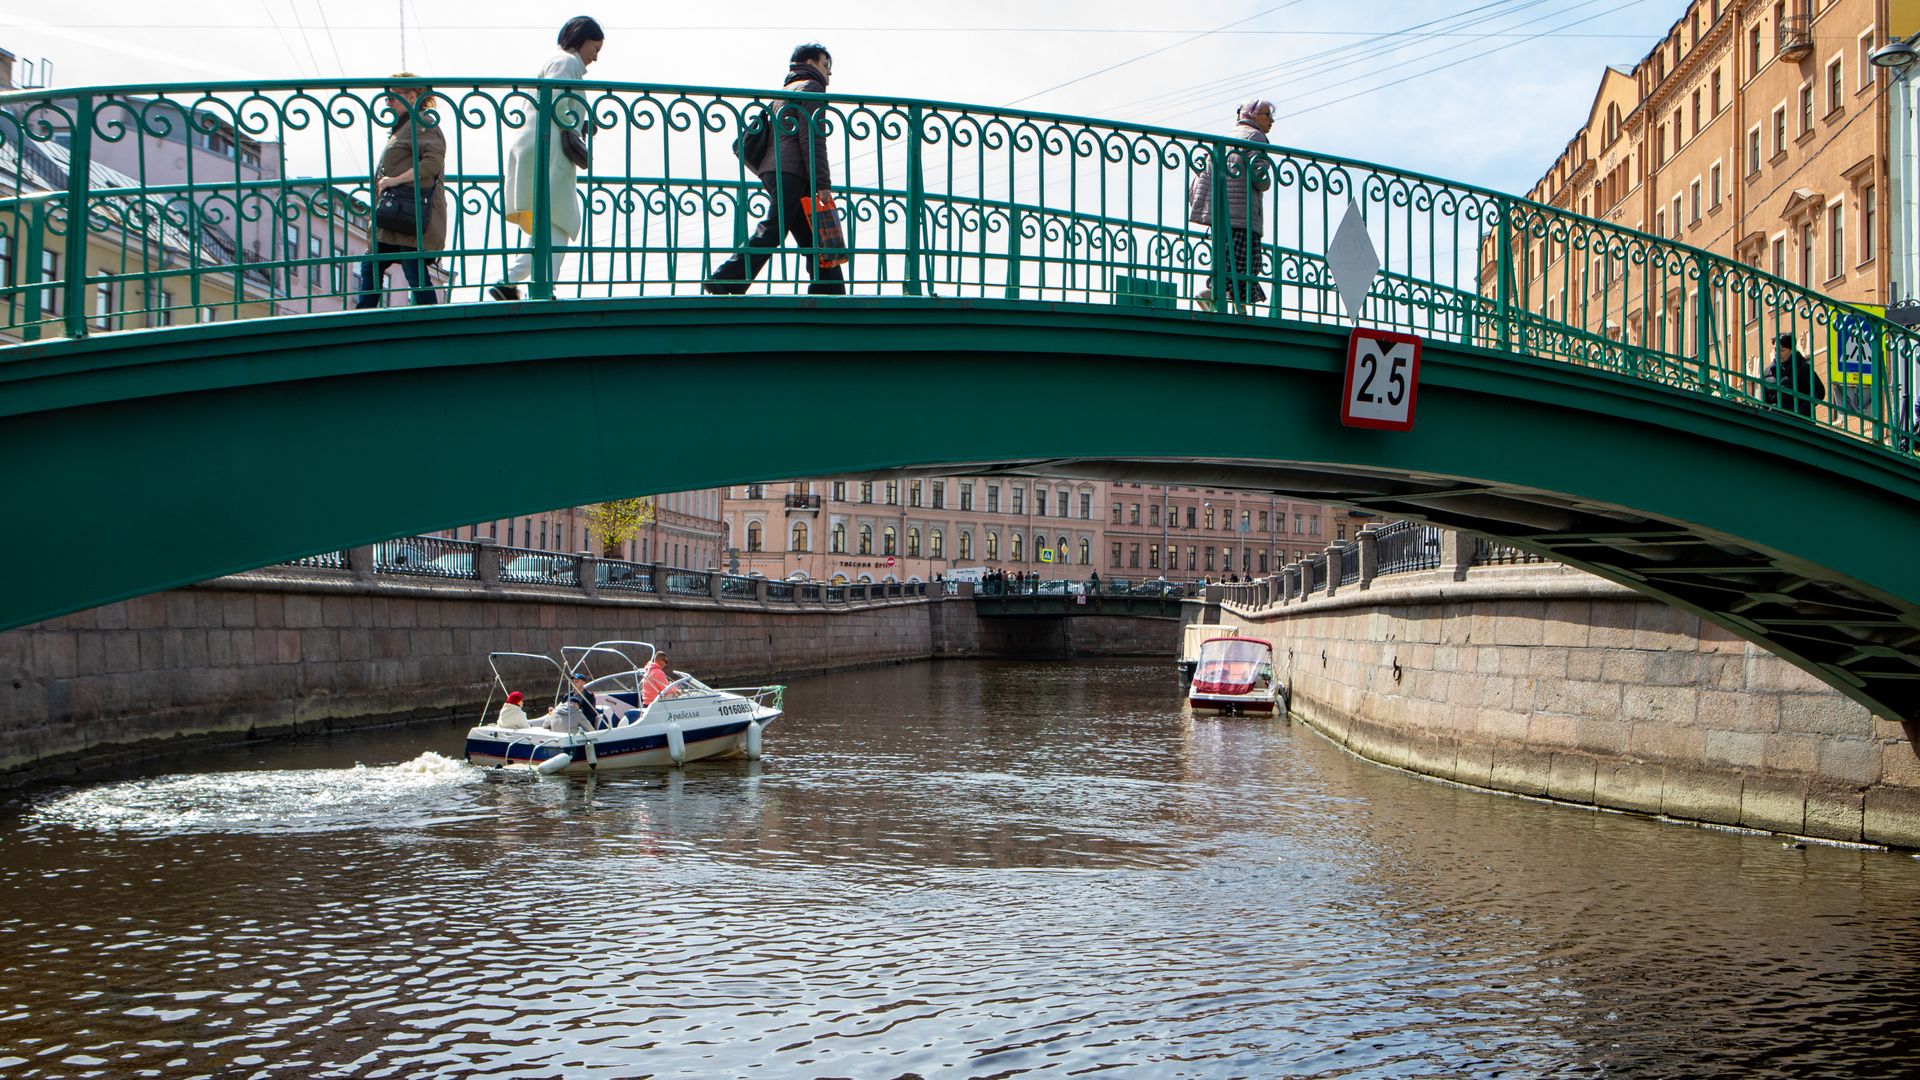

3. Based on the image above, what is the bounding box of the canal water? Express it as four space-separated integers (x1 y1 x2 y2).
4 659 1920 1078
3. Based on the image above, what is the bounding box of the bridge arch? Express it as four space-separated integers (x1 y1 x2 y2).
5 298 1920 726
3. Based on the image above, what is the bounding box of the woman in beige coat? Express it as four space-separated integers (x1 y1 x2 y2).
490 16 604 300
356 77 448 307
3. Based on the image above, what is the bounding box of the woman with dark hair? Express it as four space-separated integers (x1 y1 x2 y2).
492 15 605 300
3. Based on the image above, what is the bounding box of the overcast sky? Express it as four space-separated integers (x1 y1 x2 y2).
0 0 1684 194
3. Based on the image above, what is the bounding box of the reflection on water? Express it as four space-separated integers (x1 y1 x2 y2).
3 658 1919 1077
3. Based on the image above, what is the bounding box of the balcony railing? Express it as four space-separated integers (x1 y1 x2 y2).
784 494 822 510
1778 14 1814 59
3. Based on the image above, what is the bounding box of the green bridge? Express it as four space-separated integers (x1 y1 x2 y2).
3 78 1920 729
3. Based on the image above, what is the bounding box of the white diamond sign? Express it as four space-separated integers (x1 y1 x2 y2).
1326 199 1381 323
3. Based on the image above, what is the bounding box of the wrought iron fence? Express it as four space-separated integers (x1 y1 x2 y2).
375 534 477 578
766 581 796 601
719 574 757 599
1372 520 1443 574
6 77 1918 458
496 546 579 586
596 559 653 593
1473 536 1548 566
285 550 346 571
1334 541 1361 586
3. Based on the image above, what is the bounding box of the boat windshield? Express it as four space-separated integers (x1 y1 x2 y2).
1193 639 1272 695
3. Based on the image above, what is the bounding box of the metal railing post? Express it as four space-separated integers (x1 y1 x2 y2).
530 83 556 301
63 93 94 340
1209 142 1231 309
1495 206 1514 352
1695 253 1714 391
905 104 926 297
21 206 45 341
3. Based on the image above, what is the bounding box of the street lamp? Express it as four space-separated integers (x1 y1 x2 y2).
1871 39 1919 71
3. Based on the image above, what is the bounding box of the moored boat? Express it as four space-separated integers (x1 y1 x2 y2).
1187 637 1282 715
463 641 784 773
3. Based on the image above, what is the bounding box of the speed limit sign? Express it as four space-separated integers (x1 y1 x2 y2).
1340 327 1422 431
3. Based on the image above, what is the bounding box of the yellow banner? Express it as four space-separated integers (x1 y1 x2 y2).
1895 0 1920 40
1829 303 1883 387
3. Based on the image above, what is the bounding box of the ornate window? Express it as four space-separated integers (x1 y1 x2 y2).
1079 538 1091 565
907 528 921 557
1011 533 1024 561
831 522 847 553
884 525 898 556
791 523 808 552
859 524 873 555
746 521 763 552
959 531 973 560
931 529 944 557
986 531 999 560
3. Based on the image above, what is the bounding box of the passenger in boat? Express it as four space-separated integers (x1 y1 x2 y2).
565 670 602 724
642 652 674 706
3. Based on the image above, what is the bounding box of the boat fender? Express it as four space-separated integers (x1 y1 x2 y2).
666 722 686 766
745 718 763 761
536 750 572 775
584 740 598 771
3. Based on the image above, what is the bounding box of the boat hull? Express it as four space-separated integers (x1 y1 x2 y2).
1188 692 1278 714
465 708 780 774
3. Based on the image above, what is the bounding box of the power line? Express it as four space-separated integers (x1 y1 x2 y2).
407 0 440 76
1275 0 1659 121
282 0 325 76
311 0 348 76
1115 0 1554 126
1003 1 1311 108
257 0 309 76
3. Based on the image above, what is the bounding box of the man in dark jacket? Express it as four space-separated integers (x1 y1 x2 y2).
705 44 846 295
1763 333 1825 419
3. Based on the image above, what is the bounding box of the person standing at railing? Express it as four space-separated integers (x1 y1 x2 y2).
1187 99 1274 313
703 44 847 296
356 77 448 308
1763 333 1825 419
490 15 605 301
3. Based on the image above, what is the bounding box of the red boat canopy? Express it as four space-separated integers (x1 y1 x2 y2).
1192 638 1272 696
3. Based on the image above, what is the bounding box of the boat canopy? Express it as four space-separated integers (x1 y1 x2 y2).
1193 638 1273 696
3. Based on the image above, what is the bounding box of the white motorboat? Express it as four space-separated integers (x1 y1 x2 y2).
463 640 784 773
1187 636 1283 715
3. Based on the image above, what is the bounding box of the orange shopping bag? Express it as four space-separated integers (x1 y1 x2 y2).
800 191 849 269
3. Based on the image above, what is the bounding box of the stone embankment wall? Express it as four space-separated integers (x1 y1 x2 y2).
1207 564 1920 848
0 570 1177 783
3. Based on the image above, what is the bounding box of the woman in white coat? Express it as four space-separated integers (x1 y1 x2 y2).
490 15 604 300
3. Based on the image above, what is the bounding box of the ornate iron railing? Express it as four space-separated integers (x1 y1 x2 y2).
4 77 1916 456
1372 520 1443 574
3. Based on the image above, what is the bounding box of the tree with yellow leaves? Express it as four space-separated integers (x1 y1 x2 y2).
581 497 656 558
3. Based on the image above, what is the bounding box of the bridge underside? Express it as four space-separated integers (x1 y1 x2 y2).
4 298 1919 724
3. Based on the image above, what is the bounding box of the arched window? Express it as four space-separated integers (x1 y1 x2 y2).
859 524 873 555
1057 536 1069 561
1011 533 1023 561
883 525 897 556
746 521 763 552
832 522 846 553
930 529 944 557
986 531 999 560
1079 538 1091 565
907 527 921 557
960 531 973 560
791 522 808 552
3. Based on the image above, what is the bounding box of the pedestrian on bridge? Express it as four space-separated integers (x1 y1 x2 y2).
491 16 605 301
704 44 847 297
356 77 447 308
1188 99 1274 313
1763 333 1825 419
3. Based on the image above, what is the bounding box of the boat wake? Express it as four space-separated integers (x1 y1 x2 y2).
27 752 485 835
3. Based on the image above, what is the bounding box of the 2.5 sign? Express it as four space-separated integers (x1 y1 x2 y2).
1340 328 1422 431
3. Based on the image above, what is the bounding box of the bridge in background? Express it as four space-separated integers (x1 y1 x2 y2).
4 78 1920 728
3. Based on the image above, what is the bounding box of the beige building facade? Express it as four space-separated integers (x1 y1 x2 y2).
1494 0 1896 370
720 478 1337 584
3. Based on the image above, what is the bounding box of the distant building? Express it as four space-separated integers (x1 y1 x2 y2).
1486 0 1893 385
436 489 726 570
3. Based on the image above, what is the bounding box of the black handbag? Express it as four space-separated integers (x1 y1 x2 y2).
374 182 433 234
560 128 591 170
733 109 772 166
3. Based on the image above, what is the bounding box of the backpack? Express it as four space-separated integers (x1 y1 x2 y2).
733 109 772 167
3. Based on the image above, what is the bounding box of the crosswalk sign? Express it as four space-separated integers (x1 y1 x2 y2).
1830 305 1883 387
1039 548 1055 563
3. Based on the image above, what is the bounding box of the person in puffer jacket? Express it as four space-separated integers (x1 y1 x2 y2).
1188 98 1274 312
704 43 846 295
